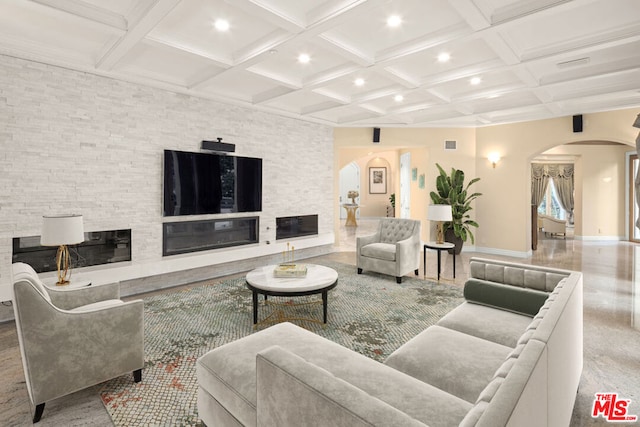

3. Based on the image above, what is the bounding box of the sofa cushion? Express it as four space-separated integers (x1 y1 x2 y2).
197 322 472 427
360 242 397 261
436 301 532 347
463 279 549 316
384 325 512 403
256 346 428 427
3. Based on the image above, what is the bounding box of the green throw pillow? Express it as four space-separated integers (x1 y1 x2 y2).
463 278 549 316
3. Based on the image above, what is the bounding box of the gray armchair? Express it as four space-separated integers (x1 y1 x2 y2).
11 262 144 423
357 218 421 283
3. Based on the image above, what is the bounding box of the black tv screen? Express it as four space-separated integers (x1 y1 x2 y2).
163 150 262 216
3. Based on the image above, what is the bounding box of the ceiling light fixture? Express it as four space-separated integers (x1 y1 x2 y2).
298 53 310 64
470 76 482 85
355 78 365 86
394 94 404 102
387 15 402 27
437 52 450 63
214 19 230 32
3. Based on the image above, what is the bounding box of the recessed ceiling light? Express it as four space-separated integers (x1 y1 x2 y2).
214 19 230 32
298 53 310 64
394 94 404 102
355 78 365 86
470 76 482 85
387 15 402 27
437 52 450 63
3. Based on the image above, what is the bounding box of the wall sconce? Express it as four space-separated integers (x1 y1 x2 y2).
488 152 501 168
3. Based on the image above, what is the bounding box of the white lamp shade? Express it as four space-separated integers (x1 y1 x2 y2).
428 204 453 221
41 214 85 246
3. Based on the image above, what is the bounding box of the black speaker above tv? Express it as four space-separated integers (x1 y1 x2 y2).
202 139 235 153
163 149 262 216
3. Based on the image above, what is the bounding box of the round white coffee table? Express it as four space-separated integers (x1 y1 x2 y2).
245 264 338 325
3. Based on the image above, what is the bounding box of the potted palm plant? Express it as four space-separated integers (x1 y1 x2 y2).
429 163 481 254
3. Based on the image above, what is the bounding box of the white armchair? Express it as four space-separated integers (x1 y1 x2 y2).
11 262 144 423
356 218 421 283
539 214 567 238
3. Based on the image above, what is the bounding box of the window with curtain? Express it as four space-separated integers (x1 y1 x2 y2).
531 163 574 223
537 179 566 220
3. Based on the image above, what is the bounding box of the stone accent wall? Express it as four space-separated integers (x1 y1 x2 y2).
0 55 334 302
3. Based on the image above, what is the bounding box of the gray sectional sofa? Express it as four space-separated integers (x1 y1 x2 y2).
196 257 583 427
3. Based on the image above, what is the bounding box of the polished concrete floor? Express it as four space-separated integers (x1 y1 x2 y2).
1 218 639 426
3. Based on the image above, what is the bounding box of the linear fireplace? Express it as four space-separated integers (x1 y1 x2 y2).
163 217 259 256
276 215 318 240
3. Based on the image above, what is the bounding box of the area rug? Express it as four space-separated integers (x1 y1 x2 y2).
99 261 464 426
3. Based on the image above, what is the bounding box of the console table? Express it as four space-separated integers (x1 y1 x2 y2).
342 204 359 226
423 242 455 281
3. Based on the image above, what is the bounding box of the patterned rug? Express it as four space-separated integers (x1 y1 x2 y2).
99 261 464 426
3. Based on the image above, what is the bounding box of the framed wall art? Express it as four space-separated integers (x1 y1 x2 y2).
369 167 387 194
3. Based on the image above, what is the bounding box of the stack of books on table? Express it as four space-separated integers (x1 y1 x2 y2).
274 263 308 278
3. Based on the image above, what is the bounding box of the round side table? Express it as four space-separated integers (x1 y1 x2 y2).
423 242 455 281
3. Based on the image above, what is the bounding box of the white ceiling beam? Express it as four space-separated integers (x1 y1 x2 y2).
306 0 381 29
316 34 374 67
303 64 362 88
145 35 232 68
232 29 295 64
96 0 182 70
375 23 471 64
491 0 576 25
448 0 491 30
520 23 640 62
481 33 521 65
301 101 345 115
252 86 296 104
29 0 128 30
223 0 305 33
379 68 421 89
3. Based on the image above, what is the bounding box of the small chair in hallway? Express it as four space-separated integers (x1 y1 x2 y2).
540 214 567 238
11 262 145 423
356 218 421 283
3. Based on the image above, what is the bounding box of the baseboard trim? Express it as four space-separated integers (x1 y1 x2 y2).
474 246 532 259
575 235 623 241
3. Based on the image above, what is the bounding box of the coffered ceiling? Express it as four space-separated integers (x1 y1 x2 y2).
1 0 639 127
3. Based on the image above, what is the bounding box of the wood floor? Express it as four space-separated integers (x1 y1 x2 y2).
1 220 639 426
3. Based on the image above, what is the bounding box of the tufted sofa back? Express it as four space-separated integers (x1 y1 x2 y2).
378 218 420 243
469 257 569 292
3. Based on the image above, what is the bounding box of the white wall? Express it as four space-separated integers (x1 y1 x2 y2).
0 55 334 302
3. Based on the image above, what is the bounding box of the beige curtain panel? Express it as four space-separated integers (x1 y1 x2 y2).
531 164 574 216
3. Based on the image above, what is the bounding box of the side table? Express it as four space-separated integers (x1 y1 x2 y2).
342 204 359 227
423 242 455 281
44 279 92 290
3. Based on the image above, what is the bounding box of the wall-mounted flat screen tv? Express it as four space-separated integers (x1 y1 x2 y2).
163 150 262 216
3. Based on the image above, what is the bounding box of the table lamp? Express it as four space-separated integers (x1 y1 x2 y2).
41 214 84 285
428 205 452 244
